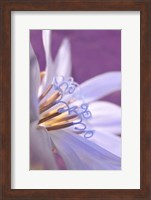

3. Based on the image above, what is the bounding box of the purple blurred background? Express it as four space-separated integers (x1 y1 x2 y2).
30 30 121 105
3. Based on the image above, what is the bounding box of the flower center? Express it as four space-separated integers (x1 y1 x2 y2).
38 76 94 138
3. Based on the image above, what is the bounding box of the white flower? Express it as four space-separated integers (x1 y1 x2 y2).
30 30 121 170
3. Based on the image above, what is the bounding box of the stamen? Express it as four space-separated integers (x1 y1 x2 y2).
40 91 61 113
48 113 77 125
37 76 94 138
40 71 45 81
39 84 53 102
40 112 77 127
46 122 74 131
38 110 62 124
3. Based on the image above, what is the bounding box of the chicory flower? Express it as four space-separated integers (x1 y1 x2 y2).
30 30 121 170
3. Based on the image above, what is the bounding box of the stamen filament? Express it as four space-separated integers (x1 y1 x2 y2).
46 122 74 131
39 84 53 102
40 71 45 81
40 91 60 113
38 111 62 124
40 112 77 126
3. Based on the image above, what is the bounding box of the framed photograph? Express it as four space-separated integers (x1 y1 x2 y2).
1 1 151 200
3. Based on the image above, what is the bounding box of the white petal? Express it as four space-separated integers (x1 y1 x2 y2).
51 130 121 170
89 101 121 135
30 43 40 122
42 30 53 67
54 38 72 78
79 72 121 103
88 130 121 157
39 30 54 96
30 122 58 170
50 131 88 170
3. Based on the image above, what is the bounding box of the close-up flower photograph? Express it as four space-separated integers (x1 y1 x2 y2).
30 30 121 170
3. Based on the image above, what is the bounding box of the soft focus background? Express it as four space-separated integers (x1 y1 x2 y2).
30 30 121 105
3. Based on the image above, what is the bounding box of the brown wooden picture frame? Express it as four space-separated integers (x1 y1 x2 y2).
0 0 151 199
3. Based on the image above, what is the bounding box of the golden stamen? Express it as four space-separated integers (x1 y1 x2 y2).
52 114 78 124
46 122 74 131
40 71 45 81
39 107 63 124
39 112 61 124
40 112 77 127
37 77 88 133
40 91 60 114
39 84 53 101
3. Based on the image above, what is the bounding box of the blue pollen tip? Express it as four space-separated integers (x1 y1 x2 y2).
84 130 95 139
